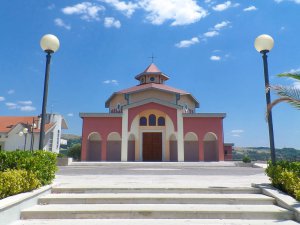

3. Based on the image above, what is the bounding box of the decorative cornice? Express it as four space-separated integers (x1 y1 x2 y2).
183 113 226 118
79 113 123 118
122 98 182 110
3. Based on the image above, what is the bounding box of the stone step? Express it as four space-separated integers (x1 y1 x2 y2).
38 193 275 205
11 219 300 225
51 186 261 194
21 204 295 220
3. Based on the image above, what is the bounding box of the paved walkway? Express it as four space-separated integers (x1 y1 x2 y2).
54 162 270 188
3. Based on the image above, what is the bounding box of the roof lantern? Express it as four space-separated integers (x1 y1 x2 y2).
135 63 170 85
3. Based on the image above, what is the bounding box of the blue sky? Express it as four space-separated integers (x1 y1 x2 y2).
0 0 300 148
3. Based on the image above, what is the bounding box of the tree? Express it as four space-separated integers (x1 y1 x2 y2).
268 73 300 112
67 144 81 161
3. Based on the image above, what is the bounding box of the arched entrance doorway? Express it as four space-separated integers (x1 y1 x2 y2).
203 132 218 161
107 132 121 161
87 132 101 161
184 132 199 162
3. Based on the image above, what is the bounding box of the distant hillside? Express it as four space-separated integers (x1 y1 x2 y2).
61 134 81 140
233 147 300 161
61 134 81 150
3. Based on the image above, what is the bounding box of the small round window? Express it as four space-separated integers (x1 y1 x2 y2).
150 77 155 82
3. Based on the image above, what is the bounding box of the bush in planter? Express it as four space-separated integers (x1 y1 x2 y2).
242 155 251 163
0 150 57 185
67 144 81 161
0 169 41 199
266 161 300 201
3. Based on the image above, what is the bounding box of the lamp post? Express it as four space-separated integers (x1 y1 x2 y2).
29 118 37 152
39 34 60 150
19 128 28 150
254 34 276 164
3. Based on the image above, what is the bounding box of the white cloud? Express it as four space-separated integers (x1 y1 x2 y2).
0 96 5 101
287 68 300 73
20 106 36 112
231 129 244 137
100 0 138 17
243 6 257 11
274 0 300 3
104 17 121 28
175 37 199 48
103 79 119 85
54 18 71 30
6 102 18 109
204 30 219 37
139 0 208 26
62 2 105 21
8 89 15 94
67 113 74 117
214 21 230 30
293 82 300 89
210 55 221 61
212 1 231 11
212 1 239 11
18 101 33 105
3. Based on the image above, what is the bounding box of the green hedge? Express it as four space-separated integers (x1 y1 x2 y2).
0 150 58 185
266 161 300 201
0 169 41 199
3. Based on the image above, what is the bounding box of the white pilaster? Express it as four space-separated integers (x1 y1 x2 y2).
121 109 128 161
177 109 184 161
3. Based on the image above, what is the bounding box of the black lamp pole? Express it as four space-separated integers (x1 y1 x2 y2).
39 50 53 150
261 50 276 164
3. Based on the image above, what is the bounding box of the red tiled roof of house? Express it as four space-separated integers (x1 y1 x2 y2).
0 117 38 133
0 116 55 133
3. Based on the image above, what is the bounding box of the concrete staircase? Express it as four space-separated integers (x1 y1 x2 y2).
13 186 298 224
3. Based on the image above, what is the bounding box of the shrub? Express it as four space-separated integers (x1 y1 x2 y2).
0 150 57 185
266 161 300 201
57 153 66 158
0 169 41 199
67 144 81 161
242 155 251 163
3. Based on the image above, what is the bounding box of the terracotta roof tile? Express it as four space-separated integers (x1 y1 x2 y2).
0 116 55 133
0 116 38 133
144 63 161 73
118 83 189 95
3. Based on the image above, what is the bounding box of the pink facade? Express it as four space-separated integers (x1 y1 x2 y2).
224 143 234 161
81 116 122 161
80 63 232 162
183 117 224 161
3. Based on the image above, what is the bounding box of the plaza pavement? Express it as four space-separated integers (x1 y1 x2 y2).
54 161 270 188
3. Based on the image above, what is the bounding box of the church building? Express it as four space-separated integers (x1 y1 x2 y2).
80 63 232 162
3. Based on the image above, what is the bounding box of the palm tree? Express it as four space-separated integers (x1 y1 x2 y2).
268 73 300 112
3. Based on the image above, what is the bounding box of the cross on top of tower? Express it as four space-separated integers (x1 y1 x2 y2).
148 53 157 63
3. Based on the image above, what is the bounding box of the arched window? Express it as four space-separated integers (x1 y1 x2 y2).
139 117 147 126
149 114 156 126
158 117 165 126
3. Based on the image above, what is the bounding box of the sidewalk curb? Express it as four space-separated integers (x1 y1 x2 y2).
252 183 300 222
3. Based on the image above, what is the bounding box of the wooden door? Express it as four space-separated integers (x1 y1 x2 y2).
143 132 162 161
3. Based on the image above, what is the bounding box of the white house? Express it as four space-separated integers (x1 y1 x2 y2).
0 114 68 153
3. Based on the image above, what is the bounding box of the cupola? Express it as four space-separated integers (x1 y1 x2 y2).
135 63 170 85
